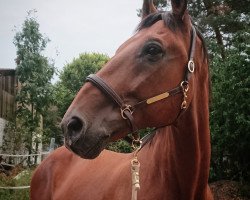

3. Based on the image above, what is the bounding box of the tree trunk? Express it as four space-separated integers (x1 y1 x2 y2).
203 0 226 60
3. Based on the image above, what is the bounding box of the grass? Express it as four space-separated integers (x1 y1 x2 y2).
0 166 34 200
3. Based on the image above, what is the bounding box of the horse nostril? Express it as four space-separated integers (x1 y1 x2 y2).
67 117 84 136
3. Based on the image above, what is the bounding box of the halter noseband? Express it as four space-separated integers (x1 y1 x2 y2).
86 25 197 143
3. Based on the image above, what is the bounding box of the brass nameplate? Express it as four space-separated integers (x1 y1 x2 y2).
146 92 169 104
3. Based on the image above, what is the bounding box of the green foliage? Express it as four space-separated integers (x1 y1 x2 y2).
3 10 55 157
106 140 133 153
209 30 250 182
42 106 63 147
14 10 55 115
54 53 109 117
1 122 22 155
0 168 32 200
106 128 154 153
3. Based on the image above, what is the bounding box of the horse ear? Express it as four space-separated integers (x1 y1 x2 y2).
142 0 157 19
171 0 188 20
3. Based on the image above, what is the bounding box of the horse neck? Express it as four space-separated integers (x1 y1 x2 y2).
139 71 211 197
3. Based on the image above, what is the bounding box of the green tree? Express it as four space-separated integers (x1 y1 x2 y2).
209 31 250 182
188 0 250 182
188 0 249 60
4 10 55 160
55 53 109 118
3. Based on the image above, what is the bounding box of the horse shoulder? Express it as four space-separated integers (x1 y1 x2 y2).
30 146 74 200
31 147 132 200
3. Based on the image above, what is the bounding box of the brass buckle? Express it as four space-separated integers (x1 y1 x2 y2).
121 104 133 119
131 138 142 150
180 81 189 109
180 81 189 92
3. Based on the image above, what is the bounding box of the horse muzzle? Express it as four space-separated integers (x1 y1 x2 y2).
62 116 110 159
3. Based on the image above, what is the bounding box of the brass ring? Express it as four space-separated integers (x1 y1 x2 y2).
188 60 195 73
181 100 187 109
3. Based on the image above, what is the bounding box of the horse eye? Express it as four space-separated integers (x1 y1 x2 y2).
146 45 162 56
142 42 164 62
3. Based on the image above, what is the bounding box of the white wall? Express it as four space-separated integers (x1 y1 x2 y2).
0 118 6 148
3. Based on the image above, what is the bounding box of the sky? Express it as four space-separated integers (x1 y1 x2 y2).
0 0 141 75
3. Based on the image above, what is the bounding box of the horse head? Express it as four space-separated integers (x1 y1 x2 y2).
61 0 205 159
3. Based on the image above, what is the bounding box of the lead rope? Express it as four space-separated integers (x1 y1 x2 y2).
131 140 142 200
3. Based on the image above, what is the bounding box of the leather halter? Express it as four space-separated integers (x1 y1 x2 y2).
86 25 197 143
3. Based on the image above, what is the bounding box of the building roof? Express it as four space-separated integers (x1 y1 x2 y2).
0 68 16 76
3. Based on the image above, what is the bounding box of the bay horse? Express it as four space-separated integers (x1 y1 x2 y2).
31 0 213 199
